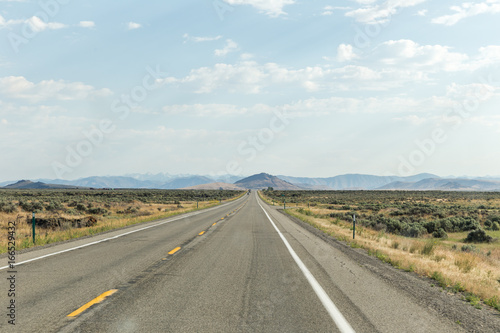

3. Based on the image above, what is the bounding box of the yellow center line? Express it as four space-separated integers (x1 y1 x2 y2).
212 223 217 226
67 289 118 317
198 231 205 236
168 247 181 255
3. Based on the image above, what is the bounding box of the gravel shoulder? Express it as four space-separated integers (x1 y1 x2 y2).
277 208 500 333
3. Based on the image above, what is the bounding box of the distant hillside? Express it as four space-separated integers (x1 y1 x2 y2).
378 178 500 191
235 173 302 190
182 182 246 190
279 173 439 190
159 176 213 189
29 174 244 189
3 180 85 190
4 173 500 191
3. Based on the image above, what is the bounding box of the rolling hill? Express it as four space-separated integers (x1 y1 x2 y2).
234 173 302 190
3 180 85 189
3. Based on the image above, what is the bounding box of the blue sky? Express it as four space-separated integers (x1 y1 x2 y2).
1 0 499 181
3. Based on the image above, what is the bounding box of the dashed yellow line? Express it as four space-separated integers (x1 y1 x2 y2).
67 289 118 317
212 223 217 226
168 247 181 255
198 231 205 236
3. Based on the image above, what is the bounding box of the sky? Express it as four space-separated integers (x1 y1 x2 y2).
0 0 499 181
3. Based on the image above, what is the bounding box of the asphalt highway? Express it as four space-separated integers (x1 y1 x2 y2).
1 192 466 332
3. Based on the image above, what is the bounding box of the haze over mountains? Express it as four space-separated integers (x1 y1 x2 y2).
1 173 500 191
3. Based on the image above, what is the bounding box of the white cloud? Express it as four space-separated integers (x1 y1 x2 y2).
223 0 295 17
0 14 98 32
78 21 95 28
393 115 427 125
27 16 66 31
322 6 334 16
351 0 378 4
417 9 428 16
161 92 476 119
445 82 498 100
160 60 401 94
162 61 267 93
470 115 500 132
159 41 500 94
346 0 427 24
474 45 500 68
1 119 7 125
373 39 469 71
0 14 68 31
321 6 352 16
183 33 222 43
0 76 112 102
215 39 239 57
163 104 251 117
337 44 359 62
127 22 142 30
433 1 500 26
240 53 254 60
372 40 500 72
322 6 352 16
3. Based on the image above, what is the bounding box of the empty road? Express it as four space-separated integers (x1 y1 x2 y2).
2 192 496 332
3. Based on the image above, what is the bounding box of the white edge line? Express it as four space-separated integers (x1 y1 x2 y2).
0 198 243 271
257 198 356 333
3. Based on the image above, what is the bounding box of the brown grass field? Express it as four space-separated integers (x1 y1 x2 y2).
259 191 500 312
0 189 244 253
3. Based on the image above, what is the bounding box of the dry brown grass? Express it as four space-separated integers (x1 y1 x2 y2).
259 192 500 306
0 200 221 253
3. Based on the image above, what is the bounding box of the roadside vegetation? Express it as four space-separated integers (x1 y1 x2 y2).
260 190 500 312
0 189 244 253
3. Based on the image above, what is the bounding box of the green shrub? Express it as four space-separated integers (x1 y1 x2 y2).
75 203 87 212
45 201 64 212
432 228 448 239
464 293 482 309
465 229 493 243
18 200 44 212
403 224 426 238
88 207 108 215
461 244 477 253
0 201 17 213
451 282 466 293
431 271 449 288
485 296 500 311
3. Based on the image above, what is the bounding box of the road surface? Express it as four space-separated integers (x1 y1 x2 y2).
1 192 498 332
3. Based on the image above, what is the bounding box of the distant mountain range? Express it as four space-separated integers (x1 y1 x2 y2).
182 182 245 190
1 172 500 191
278 173 439 190
378 178 500 191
